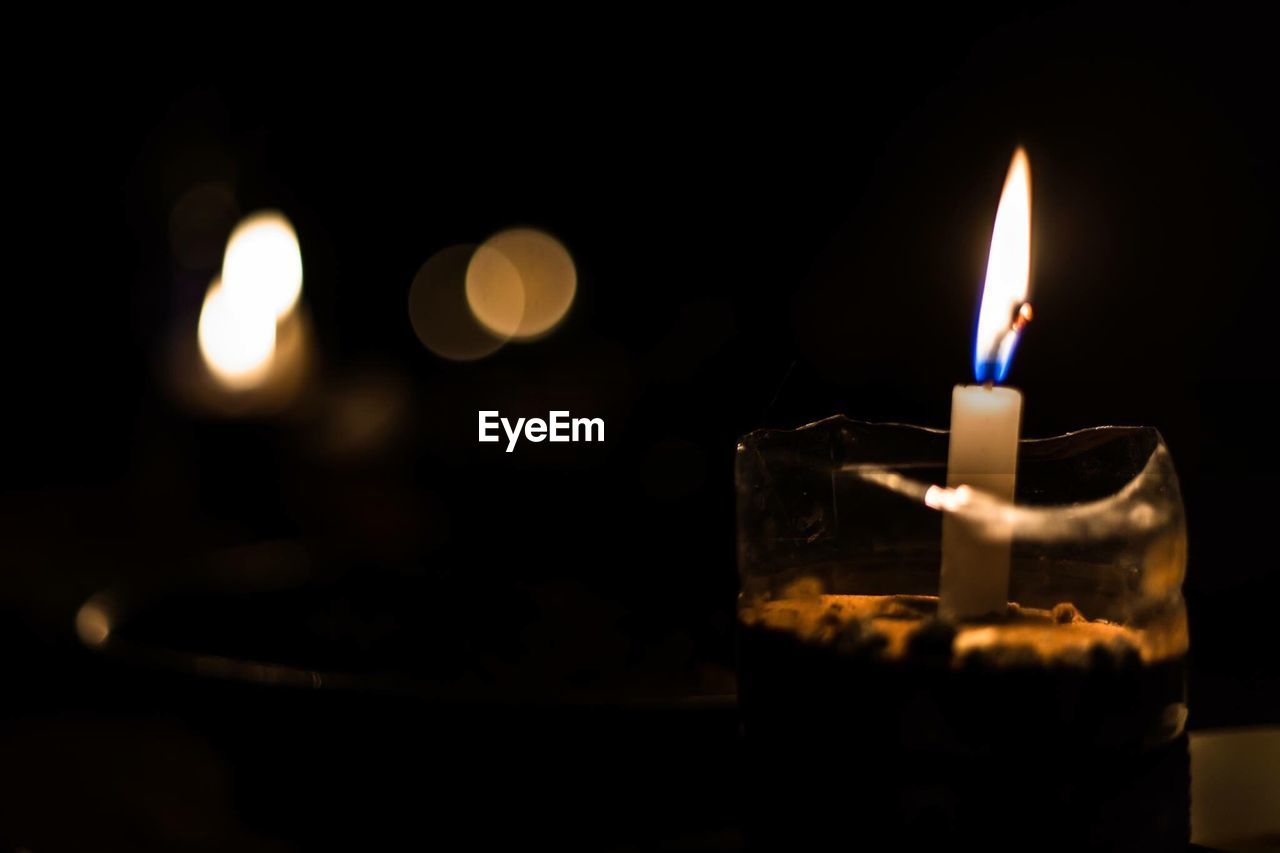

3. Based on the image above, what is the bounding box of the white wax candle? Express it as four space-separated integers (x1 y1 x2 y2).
939 384 1022 620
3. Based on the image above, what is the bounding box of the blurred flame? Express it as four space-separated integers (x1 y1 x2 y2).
221 211 303 319
198 278 277 389
974 148 1032 382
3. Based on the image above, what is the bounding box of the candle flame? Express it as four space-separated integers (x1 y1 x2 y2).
974 148 1032 382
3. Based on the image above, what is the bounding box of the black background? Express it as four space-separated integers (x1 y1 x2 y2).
4 6 1277 849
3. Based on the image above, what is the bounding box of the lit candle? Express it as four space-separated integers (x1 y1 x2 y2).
939 148 1033 620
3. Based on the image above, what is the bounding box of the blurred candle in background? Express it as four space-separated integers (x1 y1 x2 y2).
168 209 313 417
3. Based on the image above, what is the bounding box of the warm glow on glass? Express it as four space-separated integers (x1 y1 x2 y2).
198 279 277 389
221 211 303 319
974 148 1032 382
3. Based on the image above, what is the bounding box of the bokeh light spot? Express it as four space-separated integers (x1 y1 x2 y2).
198 279 277 389
464 244 526 338
409 245 511 361
75 596 111 648
221 211 303 319
477 228 576 340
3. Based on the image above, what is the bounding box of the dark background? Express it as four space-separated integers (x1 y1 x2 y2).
4 7 1277 849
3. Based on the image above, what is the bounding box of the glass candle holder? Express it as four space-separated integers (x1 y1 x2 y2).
735 417 1189 849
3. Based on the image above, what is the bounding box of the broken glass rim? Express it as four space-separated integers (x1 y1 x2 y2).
743 416 1179 545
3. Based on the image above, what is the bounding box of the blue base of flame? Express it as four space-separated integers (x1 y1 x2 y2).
974 357 1010 384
